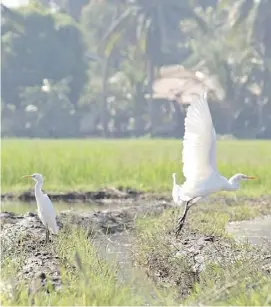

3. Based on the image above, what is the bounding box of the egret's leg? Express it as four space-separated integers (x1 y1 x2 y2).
45 227 50 243
175 200 192 236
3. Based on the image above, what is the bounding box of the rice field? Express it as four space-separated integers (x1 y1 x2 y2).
1 139 271 195
1 138 271 306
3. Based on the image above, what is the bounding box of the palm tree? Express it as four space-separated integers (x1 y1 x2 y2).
1 4 25 35
181 0 271 138
98 0 208 136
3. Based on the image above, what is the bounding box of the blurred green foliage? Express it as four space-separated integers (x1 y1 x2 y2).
1 0 271 138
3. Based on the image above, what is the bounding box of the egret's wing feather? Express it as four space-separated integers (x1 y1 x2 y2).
38 194 59 233
182 92 217 181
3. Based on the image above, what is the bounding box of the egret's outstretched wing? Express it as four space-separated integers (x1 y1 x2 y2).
182 92 217 181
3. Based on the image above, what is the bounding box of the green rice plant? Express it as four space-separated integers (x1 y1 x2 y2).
1 139 271 195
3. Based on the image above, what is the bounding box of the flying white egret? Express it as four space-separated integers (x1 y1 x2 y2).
173 92 256 236
23 173 59 242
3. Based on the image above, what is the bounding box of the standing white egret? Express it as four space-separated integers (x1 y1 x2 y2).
174 92 256 236
23 173 59 242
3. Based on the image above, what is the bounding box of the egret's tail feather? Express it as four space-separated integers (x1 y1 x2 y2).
50 224 59 234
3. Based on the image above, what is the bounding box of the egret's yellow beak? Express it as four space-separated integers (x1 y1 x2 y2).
247 176 257 180
22 175 32 179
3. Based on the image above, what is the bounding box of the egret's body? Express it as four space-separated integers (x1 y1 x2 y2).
174 93 256 235
23 173 58 242
172 173 182 205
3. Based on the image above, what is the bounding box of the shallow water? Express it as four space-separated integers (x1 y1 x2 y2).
227 215 271 246
0 201 103 215
93 232 161 304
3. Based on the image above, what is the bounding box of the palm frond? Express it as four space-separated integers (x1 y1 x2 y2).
98 7 133 54
167 0 209 32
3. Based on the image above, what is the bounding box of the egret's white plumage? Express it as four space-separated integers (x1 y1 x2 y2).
172 173 182 205
23 173 58 241
173 92 256 235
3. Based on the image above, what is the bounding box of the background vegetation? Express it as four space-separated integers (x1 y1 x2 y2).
1 0 271 139
2 139 270 194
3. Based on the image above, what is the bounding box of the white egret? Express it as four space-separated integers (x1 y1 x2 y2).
23 173 59 242
41 79 51 93
172 173 203 206
174 92 256 236
172 173 182 205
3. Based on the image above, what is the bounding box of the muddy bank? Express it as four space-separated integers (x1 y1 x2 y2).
1 187 144 202
1 187 271 206
1 194 271 280
133 196 271 299
60 199 172 234
1 212 62 295
2 189 271 205
0 199 172 291
2 195 271 302
137 228 271 300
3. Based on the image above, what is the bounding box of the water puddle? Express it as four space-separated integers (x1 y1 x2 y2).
227 215 271 246
93 232 161 304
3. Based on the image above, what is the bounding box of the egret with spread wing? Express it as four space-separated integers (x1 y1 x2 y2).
23 173 59 242
174 92 256 236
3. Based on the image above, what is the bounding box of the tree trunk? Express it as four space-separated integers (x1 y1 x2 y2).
147 59 154 137
101 57 110 137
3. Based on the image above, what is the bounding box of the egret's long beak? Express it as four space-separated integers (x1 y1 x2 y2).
247 176 257 180
22 175 32 179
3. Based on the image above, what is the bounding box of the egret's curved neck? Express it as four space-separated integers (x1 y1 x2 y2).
172 176 176 185
227 176 240 191
35 180 43 197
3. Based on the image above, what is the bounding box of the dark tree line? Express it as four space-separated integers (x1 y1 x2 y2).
1 0 271 138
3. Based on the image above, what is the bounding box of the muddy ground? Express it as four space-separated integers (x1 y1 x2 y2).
1 193 271 301
1 196 172 293
4 187 271 203
1 187 144 202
